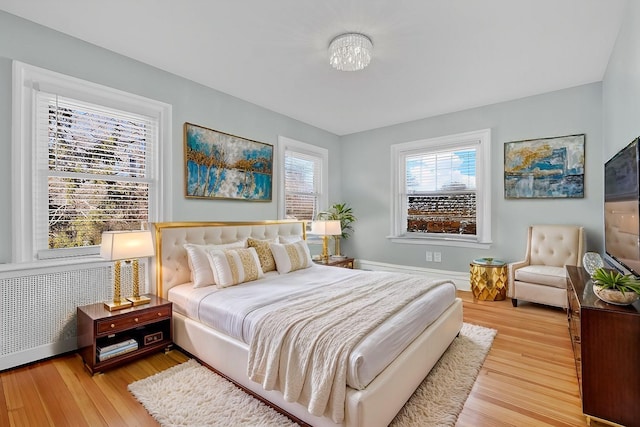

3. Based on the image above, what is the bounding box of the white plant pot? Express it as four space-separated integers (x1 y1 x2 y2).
593 284 640 306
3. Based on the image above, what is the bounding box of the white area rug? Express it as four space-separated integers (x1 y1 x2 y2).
128 322 496 427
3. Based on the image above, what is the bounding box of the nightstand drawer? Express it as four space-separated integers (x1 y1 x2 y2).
96 306 171 334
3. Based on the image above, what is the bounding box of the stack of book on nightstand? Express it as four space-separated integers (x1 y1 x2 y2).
97 338 138 361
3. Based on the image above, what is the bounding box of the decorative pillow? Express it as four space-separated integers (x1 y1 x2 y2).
247 238 276 273
269 240 313 274
206 247 264 288
184 240 246 288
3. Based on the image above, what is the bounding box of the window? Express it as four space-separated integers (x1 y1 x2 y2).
12 62 171 262
278 136 328 222
390 129 492 248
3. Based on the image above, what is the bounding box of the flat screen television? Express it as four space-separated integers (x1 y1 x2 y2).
604 137 640 277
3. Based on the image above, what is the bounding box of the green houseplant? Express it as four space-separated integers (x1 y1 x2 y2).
316 203 356 257
591 267 640 305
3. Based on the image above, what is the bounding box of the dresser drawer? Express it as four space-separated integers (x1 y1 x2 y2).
97 305 171 335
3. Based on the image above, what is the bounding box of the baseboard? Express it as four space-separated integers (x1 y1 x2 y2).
356 259 471 291
0 338 77 372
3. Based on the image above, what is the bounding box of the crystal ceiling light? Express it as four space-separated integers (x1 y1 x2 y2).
328 33 373 72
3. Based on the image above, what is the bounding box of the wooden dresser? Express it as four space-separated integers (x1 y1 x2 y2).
566 266 640 427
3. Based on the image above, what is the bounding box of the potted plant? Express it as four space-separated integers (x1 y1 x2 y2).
591 267 640 305
316 203 356 257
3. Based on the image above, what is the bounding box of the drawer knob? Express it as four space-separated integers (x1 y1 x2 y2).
134 318 139 322
158 312 162 316
110 324 115 328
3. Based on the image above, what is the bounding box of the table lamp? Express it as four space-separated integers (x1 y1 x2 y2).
311 220 342 263
100 230 155 311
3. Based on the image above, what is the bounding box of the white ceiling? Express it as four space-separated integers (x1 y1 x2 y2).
0 0 628 135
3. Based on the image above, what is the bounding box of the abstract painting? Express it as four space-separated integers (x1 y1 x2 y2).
184 123 273 201
504 134 585 199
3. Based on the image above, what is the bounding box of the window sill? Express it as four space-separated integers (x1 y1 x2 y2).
0 256 108 274
387 235 492 249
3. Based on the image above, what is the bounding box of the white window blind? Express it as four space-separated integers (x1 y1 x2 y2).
406 148 476 193
405 147 477 236
34 92 155 252
284 150 321 221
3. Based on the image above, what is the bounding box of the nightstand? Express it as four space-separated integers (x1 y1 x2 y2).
315 256 355 269
77 295 172 374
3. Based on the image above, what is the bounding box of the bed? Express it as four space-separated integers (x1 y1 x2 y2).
151 220 463 427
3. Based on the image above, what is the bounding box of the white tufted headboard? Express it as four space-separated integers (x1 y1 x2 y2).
151 220 306 299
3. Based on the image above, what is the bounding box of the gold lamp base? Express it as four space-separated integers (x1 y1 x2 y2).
104 299 133 312
127 295 151 306
105 259 132 311
321 235 330 263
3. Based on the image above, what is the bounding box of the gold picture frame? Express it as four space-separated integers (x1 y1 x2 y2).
184 122 273 201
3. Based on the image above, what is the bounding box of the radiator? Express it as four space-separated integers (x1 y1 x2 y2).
0 260 149 371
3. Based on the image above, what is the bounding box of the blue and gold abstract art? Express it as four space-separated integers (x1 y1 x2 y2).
504 134 585 199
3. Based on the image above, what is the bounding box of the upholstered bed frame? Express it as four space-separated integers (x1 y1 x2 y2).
151 220 463 427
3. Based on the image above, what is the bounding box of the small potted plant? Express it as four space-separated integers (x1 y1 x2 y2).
316 203 356 257
591 267 640 305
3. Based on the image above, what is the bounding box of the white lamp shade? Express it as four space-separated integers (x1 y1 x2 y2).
311 220 342 236
100 230 154 261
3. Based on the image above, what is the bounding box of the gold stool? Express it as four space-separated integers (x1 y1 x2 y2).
470 258 508 301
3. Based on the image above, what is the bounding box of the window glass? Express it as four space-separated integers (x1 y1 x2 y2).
284 150 322 221
13 62 169 262
278 136 328 223
390 129 491 247
37 93 155 249
405 148 477 236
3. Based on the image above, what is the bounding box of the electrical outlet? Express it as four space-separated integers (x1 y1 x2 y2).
434 252 442 262
425 251 433 262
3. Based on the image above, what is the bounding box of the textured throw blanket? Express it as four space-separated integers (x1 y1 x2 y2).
247 270 451 423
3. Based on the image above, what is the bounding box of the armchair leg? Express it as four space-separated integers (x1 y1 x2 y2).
511 298 518 307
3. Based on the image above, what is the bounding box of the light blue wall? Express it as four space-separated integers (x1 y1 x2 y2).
340 83 604 272
3 3 639 272
603 0 640 160
0 11 341 264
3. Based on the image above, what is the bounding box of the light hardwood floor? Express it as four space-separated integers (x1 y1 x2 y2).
0 291 604 427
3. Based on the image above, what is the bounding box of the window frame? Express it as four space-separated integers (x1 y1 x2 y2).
12 61 172 263
389 129 492 248
277 136 328 223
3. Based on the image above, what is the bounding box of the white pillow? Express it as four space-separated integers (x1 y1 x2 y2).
184 240 246 288
269 240 313 274
278 235 303 244
206 247 264 288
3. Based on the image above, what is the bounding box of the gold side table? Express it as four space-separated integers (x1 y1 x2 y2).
470 258 508 301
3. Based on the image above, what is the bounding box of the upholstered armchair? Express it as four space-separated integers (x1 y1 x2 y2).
508 225 586 308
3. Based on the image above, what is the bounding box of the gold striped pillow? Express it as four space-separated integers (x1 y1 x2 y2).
269 240 313 274
206 247 264 288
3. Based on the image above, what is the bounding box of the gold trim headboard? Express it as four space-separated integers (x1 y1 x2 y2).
152 220 306 298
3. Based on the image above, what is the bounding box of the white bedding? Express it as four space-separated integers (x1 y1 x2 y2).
168 264 456 390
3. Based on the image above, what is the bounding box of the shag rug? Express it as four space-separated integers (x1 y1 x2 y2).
128 322 496 427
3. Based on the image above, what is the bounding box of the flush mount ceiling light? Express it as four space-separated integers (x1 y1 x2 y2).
328 33 373 72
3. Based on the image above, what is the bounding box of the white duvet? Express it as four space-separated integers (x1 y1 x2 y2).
168 264 456 390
